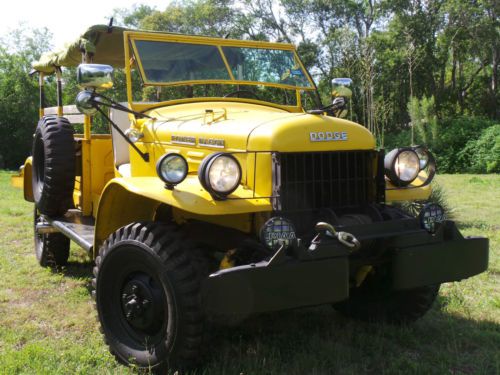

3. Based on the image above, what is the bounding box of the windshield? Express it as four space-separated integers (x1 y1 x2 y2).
131 38 314 90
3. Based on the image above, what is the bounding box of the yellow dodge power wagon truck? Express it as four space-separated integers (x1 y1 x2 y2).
13 25 489 370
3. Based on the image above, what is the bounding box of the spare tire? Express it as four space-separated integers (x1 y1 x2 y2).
32 116 75 217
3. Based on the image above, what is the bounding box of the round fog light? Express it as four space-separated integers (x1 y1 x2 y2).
260 217 297 251
156 153 188 188
419 203 446 233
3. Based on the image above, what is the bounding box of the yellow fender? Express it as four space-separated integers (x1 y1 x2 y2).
93 176 271 256
386 171 433 202
386 183 432 202
23 158 34 202
10 157 34 202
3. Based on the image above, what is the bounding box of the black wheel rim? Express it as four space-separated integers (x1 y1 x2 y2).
34 208 44 262
120 272 166 336
97 245 170 352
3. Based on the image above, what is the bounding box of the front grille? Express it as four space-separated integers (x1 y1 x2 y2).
273 150 377 211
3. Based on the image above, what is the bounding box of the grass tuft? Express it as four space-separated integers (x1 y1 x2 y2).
395 181 456 221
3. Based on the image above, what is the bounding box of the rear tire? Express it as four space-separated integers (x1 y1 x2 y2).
335 272 440 324
93 222 205 371
34 207 70 267
32 116 75 217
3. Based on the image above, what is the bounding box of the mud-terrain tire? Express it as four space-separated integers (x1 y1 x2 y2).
335 274 440 324
34 207 70 267
32 116 75 217
93 222 205 371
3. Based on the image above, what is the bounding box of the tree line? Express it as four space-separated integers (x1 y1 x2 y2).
0 0 498 172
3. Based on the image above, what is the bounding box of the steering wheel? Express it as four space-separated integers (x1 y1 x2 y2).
223 90 260 100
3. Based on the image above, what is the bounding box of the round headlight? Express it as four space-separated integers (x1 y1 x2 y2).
199 153 241 199
395 150 420 181
385 148 420 186
75 90 97 116
156 153 188 188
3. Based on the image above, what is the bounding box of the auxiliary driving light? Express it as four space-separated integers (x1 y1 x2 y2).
198 153 241 199
385 146 437 188
125 128 144 143
419 203 446 233
260 217 297 251
156 153 188 188
414 146 430 169
384 148 420 186
75 90 97 116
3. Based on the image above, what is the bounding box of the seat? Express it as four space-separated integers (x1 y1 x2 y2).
109 105 131 177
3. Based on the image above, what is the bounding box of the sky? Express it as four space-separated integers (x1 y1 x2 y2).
1 0 171 49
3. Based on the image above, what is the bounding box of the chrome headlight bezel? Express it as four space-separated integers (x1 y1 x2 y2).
414 145 430 169
125 128 144 143
156 153 188 188
385 146 436 187
385 148 420 186
198 153 241 199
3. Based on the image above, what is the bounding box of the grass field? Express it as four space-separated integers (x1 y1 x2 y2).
0 171 498 374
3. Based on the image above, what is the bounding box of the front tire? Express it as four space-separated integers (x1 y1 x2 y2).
93 222 204 371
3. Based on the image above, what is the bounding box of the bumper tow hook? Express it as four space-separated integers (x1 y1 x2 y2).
315 222 361 251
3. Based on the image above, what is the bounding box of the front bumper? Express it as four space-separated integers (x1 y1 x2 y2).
202 219 489 317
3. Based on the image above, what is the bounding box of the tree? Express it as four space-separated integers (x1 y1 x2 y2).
3 0 497 171
0 26 55 169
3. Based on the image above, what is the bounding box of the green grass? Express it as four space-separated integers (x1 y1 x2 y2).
0 171 498 374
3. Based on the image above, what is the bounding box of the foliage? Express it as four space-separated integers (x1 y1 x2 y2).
460 124 500 173
382 115 499 174
395 182 455 221
127 0 243 38
433 117 498 173
407 96 438 147
0 1 499 169
0 27 55 169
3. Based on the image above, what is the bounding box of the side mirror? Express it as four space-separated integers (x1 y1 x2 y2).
331 78 352 99
77 64 114 90
331 78 352 118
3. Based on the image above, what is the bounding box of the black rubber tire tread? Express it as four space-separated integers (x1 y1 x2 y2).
335 278 440 324
36 232 70 267
34 207 70 267
32 116 75 217
93 222 205 371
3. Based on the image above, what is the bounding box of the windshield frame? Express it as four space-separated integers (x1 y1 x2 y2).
123 31 318 109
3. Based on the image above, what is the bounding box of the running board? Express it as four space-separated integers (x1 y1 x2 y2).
42 209 95 254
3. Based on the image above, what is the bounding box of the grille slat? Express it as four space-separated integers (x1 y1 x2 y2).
277 150 376 211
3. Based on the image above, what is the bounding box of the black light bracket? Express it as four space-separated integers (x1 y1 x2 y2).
307 96 348 117
89 93 151 163
89 92 153 120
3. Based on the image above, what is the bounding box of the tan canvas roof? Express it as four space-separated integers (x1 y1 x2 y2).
32 25 131 74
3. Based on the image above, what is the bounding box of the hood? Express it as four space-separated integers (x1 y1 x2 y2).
146 101 375 152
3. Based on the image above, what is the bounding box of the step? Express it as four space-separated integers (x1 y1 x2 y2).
42 209 95 254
